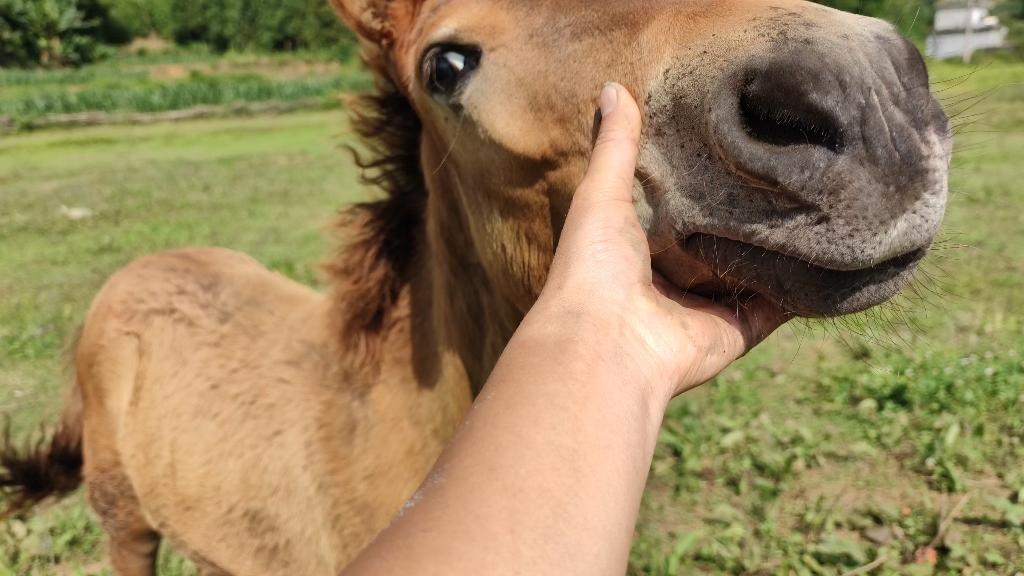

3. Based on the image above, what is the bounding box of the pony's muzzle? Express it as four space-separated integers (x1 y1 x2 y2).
708 35 951 269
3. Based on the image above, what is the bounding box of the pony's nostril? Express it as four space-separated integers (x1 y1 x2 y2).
738 76 844 154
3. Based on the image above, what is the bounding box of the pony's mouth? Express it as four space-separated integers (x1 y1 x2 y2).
674 233 927 317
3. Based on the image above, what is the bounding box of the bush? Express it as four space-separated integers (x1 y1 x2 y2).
101 0 356 54
0 0 123 68
812 0 936 42
101 0 171 39
994 0 1024 59
2 0 357 68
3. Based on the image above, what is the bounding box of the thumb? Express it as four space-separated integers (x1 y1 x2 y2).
574 83 643 207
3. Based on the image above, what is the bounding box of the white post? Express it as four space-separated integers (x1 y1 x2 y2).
963 0 975 63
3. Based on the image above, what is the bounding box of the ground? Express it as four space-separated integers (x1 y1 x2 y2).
1 55 1023 575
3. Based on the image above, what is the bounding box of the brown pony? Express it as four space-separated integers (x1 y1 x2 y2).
2 0 951 574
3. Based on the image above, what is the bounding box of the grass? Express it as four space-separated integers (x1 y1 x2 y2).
1 54 1023 574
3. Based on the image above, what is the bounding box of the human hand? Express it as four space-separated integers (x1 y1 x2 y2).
340 84 787 576
530 83 788 403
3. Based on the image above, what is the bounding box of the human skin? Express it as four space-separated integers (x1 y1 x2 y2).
340 84 788 576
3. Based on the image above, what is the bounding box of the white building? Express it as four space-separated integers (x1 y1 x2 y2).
926 1 1008 59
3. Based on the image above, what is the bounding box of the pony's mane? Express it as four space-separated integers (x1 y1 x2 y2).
324 75 426 361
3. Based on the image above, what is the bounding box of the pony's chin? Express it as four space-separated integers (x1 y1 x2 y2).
667 234 926 318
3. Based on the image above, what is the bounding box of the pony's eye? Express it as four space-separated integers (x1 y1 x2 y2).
424 46 481 97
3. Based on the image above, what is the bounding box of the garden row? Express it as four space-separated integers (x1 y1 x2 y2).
0 68 371 130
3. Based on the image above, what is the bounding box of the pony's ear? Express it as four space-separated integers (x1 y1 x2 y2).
328 0 423 48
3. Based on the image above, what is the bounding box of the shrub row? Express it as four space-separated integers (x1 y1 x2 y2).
104 0 356 54
0 71 371 122
0 0 356 68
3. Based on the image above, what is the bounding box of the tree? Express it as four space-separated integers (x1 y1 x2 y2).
812 0 936 42
0 0 113 67
101 0 170 39
153 0 352 52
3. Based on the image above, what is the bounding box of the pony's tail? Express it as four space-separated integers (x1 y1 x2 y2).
0 330 84 517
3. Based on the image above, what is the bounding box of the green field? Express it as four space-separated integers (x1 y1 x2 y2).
1 56 1024 575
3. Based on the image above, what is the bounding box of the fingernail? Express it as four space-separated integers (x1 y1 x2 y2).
600 83 618 118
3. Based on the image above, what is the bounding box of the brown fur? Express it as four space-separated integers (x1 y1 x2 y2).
325 80 425 364
0 1 951 575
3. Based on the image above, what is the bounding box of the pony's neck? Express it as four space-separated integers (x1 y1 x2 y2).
425 251 523 394
416 179 527 394
346 194 521 459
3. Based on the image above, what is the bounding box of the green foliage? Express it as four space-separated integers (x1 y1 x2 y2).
101 0 356 54
812 0 1024 55
0 66 136 88
993 0 1024 60
0 0 117 67
0 502 104 574
812 0 935 42
101 0 170 39
630 345 1024 573
0 50 372 128
817 349 1024 492
993 0 1024 20
1 0 356 69
0 70 370 124
0 299 74 362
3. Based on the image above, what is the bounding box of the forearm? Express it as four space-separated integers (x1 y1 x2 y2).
337 83 779 576
341 301 669 576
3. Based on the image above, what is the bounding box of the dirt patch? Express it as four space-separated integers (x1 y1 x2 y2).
142 60 342 82
123 34 173 55
148 64 193 80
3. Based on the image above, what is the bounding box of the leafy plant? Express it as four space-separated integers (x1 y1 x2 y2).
0 0 115 67
0 70 371 124
812 0 936 42
99 0 357 54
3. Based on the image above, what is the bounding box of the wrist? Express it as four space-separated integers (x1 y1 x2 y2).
515 290 675 421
